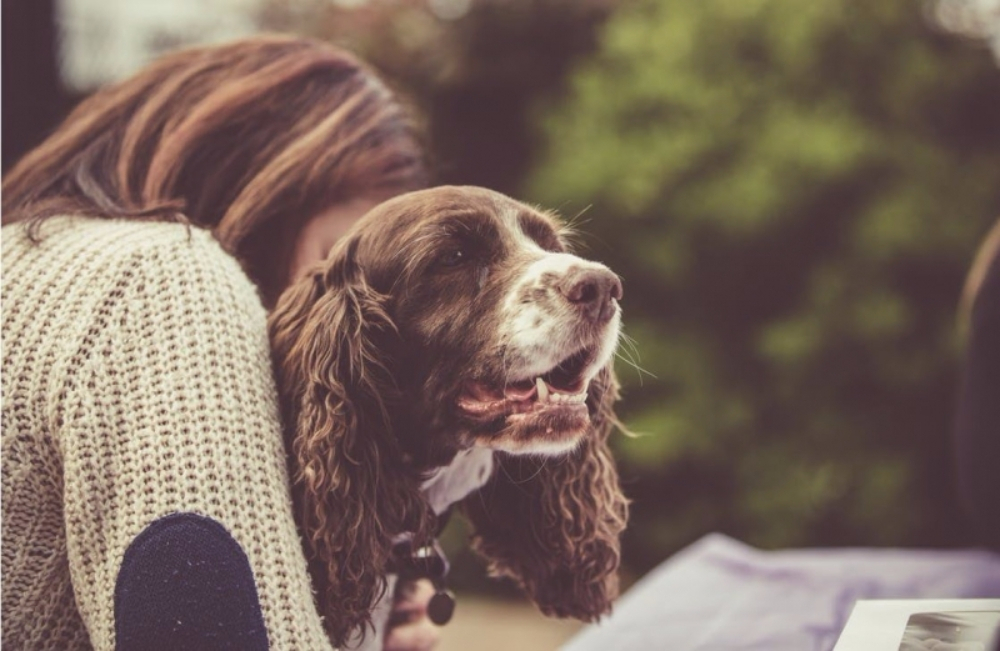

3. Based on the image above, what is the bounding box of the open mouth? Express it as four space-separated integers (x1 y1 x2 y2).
457 346 595 419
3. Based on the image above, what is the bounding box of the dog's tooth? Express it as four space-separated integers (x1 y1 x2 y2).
536 377 549 402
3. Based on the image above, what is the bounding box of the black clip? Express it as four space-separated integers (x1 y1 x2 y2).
391 539 456 626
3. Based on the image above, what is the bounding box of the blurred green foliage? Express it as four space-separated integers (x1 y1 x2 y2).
527 0 1000 570
268 0 1000 579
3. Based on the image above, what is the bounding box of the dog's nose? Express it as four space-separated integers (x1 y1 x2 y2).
558 267 623 323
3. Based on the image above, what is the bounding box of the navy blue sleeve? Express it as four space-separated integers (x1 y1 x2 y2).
114 512 269 650
955 251 1000 550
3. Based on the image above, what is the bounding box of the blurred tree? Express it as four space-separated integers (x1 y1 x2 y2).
528 0 1000 571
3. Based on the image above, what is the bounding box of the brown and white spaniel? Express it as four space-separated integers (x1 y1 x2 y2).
268 186 629 648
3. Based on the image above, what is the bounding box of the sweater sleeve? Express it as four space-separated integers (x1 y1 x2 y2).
54 229 334 650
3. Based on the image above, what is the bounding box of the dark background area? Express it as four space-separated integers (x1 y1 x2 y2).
3 0 77 171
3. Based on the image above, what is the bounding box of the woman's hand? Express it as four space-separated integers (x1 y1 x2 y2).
383 579 442 651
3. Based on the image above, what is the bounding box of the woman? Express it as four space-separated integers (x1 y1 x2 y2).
2 36 439 651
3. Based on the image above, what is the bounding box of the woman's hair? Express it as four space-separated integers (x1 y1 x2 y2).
2 35 428 302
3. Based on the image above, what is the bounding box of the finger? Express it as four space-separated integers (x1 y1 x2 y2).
383 618 441 651
387 579 436 629
395 578 436 610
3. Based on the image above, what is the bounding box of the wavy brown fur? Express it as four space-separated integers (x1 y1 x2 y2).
462 365 628 619
269 187 629 644
269 238 434 647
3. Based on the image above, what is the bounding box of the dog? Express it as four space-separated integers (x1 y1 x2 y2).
268 185 628 647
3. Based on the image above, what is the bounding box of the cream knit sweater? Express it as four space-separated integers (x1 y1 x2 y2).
2 216 334 650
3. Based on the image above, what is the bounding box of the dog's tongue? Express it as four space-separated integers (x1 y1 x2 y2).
458 381 506 415
503 380 536 401
465 380 537 402
458 380 538 415
467 381 502 401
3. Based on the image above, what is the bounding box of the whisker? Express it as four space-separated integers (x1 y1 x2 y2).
618 332 642 360
558 206 593 251
520 456 550 483
564 205 593 231
614 350 652 377
613 336 655 385
614 336 645 369
498 460 537 495
618 330 644 361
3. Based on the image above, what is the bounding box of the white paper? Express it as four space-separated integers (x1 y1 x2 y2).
834 599 1000 651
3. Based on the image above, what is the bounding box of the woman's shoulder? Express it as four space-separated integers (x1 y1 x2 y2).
3 215 266 323
5 215 253 288
3 214 221 260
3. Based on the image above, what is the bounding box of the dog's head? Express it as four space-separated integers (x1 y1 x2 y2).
270 186 628 645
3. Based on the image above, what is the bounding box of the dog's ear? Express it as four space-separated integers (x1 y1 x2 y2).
269 238 431 647
462 363 628 621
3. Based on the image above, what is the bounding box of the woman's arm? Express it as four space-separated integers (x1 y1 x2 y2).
56 230 333 650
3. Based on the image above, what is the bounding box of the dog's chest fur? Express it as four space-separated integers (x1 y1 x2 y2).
421 447 494 515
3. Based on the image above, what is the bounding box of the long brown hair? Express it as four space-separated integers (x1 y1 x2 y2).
1 35 427 303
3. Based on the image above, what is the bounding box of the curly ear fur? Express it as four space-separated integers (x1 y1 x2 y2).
268 240 433 647
462 364 628 620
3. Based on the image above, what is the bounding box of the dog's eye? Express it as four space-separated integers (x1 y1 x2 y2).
439 249 467 268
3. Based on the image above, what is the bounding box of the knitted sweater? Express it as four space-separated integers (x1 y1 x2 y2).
2 216 334 650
